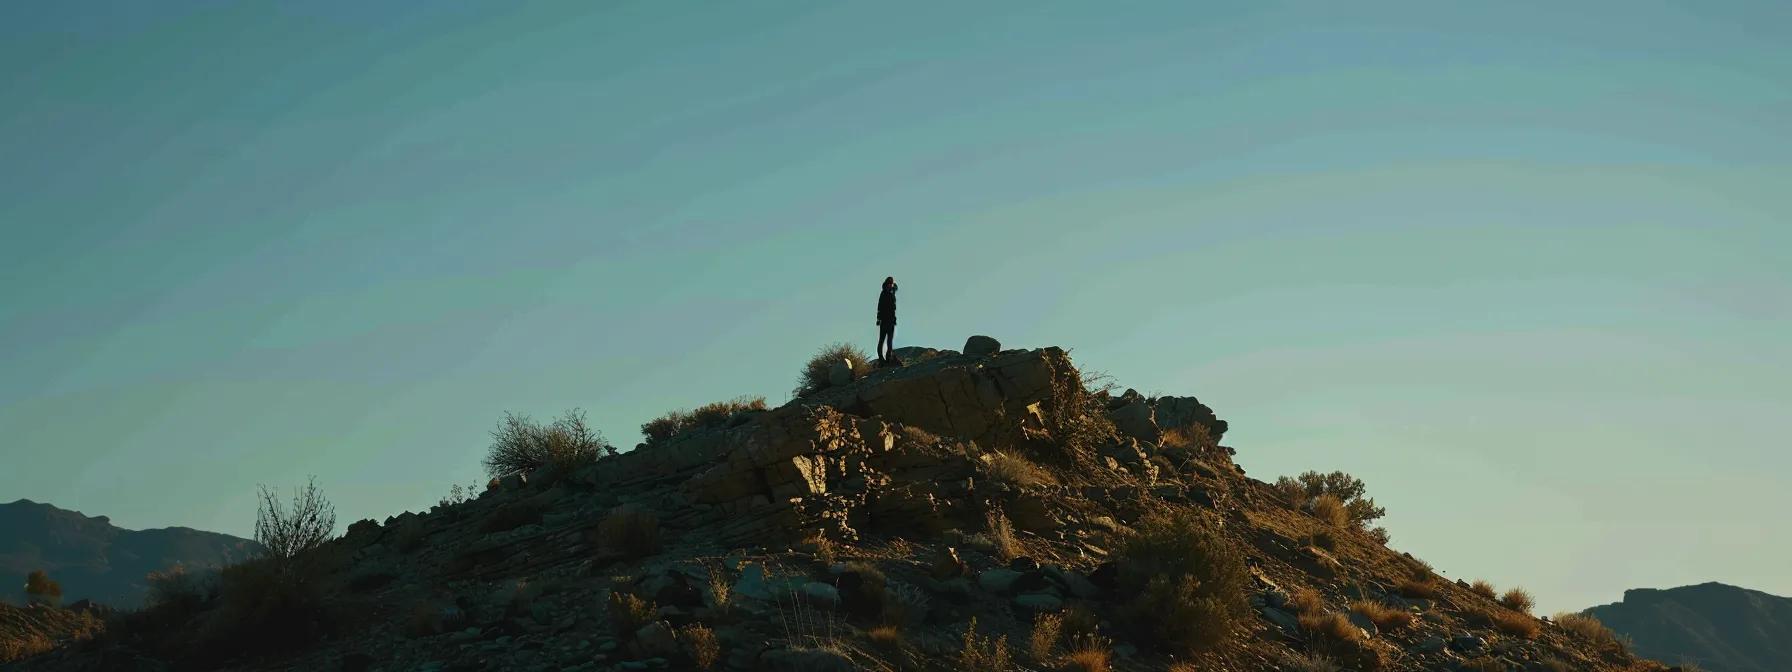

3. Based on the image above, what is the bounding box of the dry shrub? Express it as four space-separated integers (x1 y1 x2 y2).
254 477 336 564
1500 587 1535 613
1160 424 1214 452
1309 494 1349 528
145 564 213 616
1396 577 1441 600
1349 600 1413 631
1478 608 1541 638
1289 587 1325 615
960 617 1013 672
1167 665 1200 672
706 563 732 612
609 591 658 639
1062 636 1112 672
985 451 1056 488
1460 659 1505 672
1272 478 1309 506
1028 612 1061 661
1469 579 1497 599
1367 526 1390 544
1060 604 1100 641
1044 352 1120 466
1115 509 1249 655
794 342 873 398
484 409 612 478
1554 611 1626 651
1299 611 1364 644
881 582 930 627
681 623 720 670
193 556 340 661
643 396 767 443
598 505 661 558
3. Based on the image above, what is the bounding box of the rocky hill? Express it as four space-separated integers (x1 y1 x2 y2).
0 500 261 609
1584 583 1792 672
12 342 1681 672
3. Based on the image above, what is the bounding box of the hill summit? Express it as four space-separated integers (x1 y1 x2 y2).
1586 582 1792 672
0 499 260 609
14 341 1681 671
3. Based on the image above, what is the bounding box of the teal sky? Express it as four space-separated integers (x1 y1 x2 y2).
2 2 1787 615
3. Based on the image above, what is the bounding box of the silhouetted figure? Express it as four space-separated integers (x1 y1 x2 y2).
876 277 898 362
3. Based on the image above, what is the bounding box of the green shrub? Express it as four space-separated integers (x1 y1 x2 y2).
1272 471 1386 527
484 409 613 477
793 342 872 398
1115 510 1249 655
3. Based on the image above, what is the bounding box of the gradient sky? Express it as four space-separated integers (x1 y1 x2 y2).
2 1 1788 615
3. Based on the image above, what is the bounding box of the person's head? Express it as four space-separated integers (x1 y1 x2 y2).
884 276 895 289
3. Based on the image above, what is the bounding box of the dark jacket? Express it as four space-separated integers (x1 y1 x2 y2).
877 284 897 326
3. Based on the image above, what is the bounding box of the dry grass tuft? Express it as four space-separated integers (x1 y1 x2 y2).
1554 612 1627 652
986 511 1024 562
681 623 720 670
1349 600 1414 631
1299 611 1365 644
0 632 55 664
1062 636 1112 672
985 451 1056 488
1309 494 1350 528
1279 651 1341 672
959 617 1013 672
1469 579 1497 599
1289 587 1325 615
1499 587 1535 613
1027 612 1061 661
1480 608 1541 638
1396 577 1441 600
598 505 661 558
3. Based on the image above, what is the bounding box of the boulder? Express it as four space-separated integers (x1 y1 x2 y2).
1013 592 1064 612
635 621 679 657
963 335 1001 356
1107 400 1160 443
1260 607 1301 636
978 568 1023 593
828 359 855 387
928 547 968 580
1150 395 1228 441
762 648 855 672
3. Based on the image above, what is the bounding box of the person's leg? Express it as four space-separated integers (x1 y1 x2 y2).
878 324 893 360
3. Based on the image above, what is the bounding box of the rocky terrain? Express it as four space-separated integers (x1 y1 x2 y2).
9 341 1682 672
1585 583 1792 672
0 500 261 609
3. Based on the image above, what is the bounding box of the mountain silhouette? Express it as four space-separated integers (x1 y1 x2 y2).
0 499 261 608
1585 582 1792 672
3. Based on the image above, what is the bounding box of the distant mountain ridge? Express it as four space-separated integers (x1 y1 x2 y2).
0 499 261 608
1586 582 1792 672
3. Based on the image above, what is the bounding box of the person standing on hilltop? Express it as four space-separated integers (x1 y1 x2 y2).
876 276 898 363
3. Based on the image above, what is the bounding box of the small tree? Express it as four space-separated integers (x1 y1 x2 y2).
23 569 61 605
484 409 613 478
1273 471 1386 528
255 476 337 565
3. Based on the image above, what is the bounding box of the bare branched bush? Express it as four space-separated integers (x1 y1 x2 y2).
1115 509 1249 655
483 409 613 478
255 477 336 564
793 342 873 398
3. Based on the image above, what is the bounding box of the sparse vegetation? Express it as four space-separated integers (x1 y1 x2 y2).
1114 509 1249 655
867 624 903 647
598 505 662 557
1309 494 1349 528
1469 579 1498 599
1159 423 1215 452
706 562 732 612
254 477 337 565
984 451 1056 487
24 569 61 605
642 396 768 443
1500 587 1536 613
145 564 212 614
483 409 613 478
986 511 1023 562
959 617 1013 672
1476 607 1541 638
1279 651 1341 672
1 632 54 663
1461 658 1505 672
1396 576 1441 600
1290 587 1324 615
794 342 873 398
